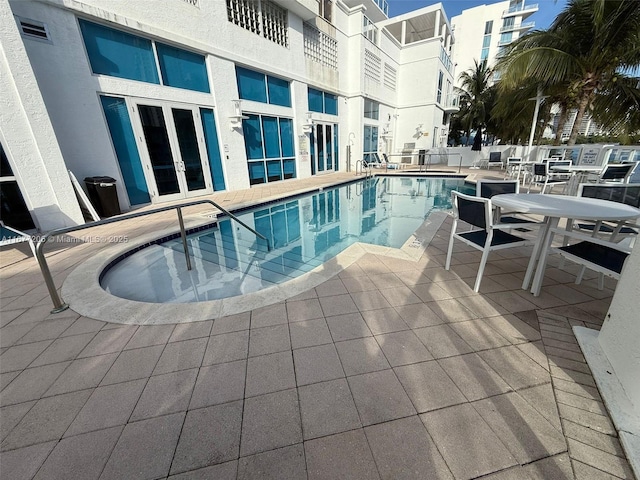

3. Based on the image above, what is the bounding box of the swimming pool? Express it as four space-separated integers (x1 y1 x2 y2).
101 176 473 303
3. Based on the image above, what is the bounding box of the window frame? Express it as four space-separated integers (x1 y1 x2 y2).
236 65 291 107
308 87 338 115
78 18 209 92
363 124 379 164
242 113 296 185
364 99 379 120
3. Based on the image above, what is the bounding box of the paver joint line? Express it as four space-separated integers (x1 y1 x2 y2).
0 170 635 480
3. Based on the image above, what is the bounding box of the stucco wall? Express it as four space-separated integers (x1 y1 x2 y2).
5 0 454 215
0 1 83 230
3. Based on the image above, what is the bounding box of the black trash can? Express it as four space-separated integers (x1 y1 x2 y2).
84 176 121 218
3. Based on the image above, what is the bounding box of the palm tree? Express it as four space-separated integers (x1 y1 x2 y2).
497 0 640 145
494 78 572 145
455 60 495 150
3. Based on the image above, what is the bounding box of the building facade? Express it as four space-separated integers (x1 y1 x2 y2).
450 0 538 85
1 0 456 230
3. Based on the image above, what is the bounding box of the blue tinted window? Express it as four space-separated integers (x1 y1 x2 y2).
200 108 226 191
100 96 150 205
243 114 264 159
283 159 296 179
79 20 159 84
243 114 296 185
236 66 267 103
286 207 300 242
156 43 209 93
325 94 338 115
248 162 266 185
308 88 323 113
267 76 291 107
262 117 280 158
280 118 294 157
267 160 283 182
364 99 379 119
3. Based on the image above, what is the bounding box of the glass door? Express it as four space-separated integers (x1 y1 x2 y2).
310 123 337 175
135 101 212 202
1 142 35 230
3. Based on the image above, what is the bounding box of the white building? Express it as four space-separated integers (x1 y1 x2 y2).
450 0 538 85
0 0 457 231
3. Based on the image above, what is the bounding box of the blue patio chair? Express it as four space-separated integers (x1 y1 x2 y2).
573 183 640 238
0 221 36 257
476 179 543 229
382 153 401 170
363 153 382 169
504 157 523 181
445 191 532 292
545 227 633 290
593 163 636 184
486 151 503 170
527 162 570 194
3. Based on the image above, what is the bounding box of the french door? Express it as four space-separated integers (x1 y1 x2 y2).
310 123 337 175
133 100 213 202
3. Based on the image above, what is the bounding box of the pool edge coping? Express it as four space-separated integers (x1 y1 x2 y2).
61 210 450 325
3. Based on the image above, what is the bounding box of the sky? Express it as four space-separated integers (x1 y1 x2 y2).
388 0 569 30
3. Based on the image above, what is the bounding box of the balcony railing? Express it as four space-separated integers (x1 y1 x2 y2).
443 94 460 112
373 0 389 16
499 21 535 32
440 46 453 73
503 3 538 16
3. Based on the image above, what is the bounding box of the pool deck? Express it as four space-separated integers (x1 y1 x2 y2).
0 167 636 479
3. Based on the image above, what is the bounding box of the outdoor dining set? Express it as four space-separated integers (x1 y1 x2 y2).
446 158 640 300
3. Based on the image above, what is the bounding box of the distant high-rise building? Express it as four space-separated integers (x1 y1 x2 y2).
450 0 538 86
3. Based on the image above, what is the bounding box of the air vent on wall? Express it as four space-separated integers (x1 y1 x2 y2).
17 18 51 42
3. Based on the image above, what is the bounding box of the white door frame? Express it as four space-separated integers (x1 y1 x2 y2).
311 122 337 175
129 97 214 203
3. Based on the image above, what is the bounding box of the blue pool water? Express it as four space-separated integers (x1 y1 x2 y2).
101 176 473 303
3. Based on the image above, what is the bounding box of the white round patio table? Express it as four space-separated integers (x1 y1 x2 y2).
491 193 640 296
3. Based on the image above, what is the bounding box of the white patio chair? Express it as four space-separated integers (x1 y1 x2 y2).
592 163 636 184
573 183 640 239
476 179 544 229
546 227 633 290
0 221 36 257
445 191 532 292
527 162 570 194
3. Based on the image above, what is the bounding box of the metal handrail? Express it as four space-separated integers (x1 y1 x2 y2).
36 199 270 313
355 159 373 178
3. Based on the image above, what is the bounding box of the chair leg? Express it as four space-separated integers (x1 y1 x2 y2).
575 265 587 284
597 272 605 290
445 221 457 271
473 245 492 292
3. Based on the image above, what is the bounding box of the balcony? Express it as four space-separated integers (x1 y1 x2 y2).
443 94 460 112
272 0 319 21
503 3 538 17
499 20 535 33
439 46 453 73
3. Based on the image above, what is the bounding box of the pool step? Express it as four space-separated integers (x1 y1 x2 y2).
162 227 325 287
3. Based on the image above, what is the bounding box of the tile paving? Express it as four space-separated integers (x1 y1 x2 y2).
0 169 636 479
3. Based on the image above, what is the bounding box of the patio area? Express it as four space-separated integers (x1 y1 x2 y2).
0 168 635 479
